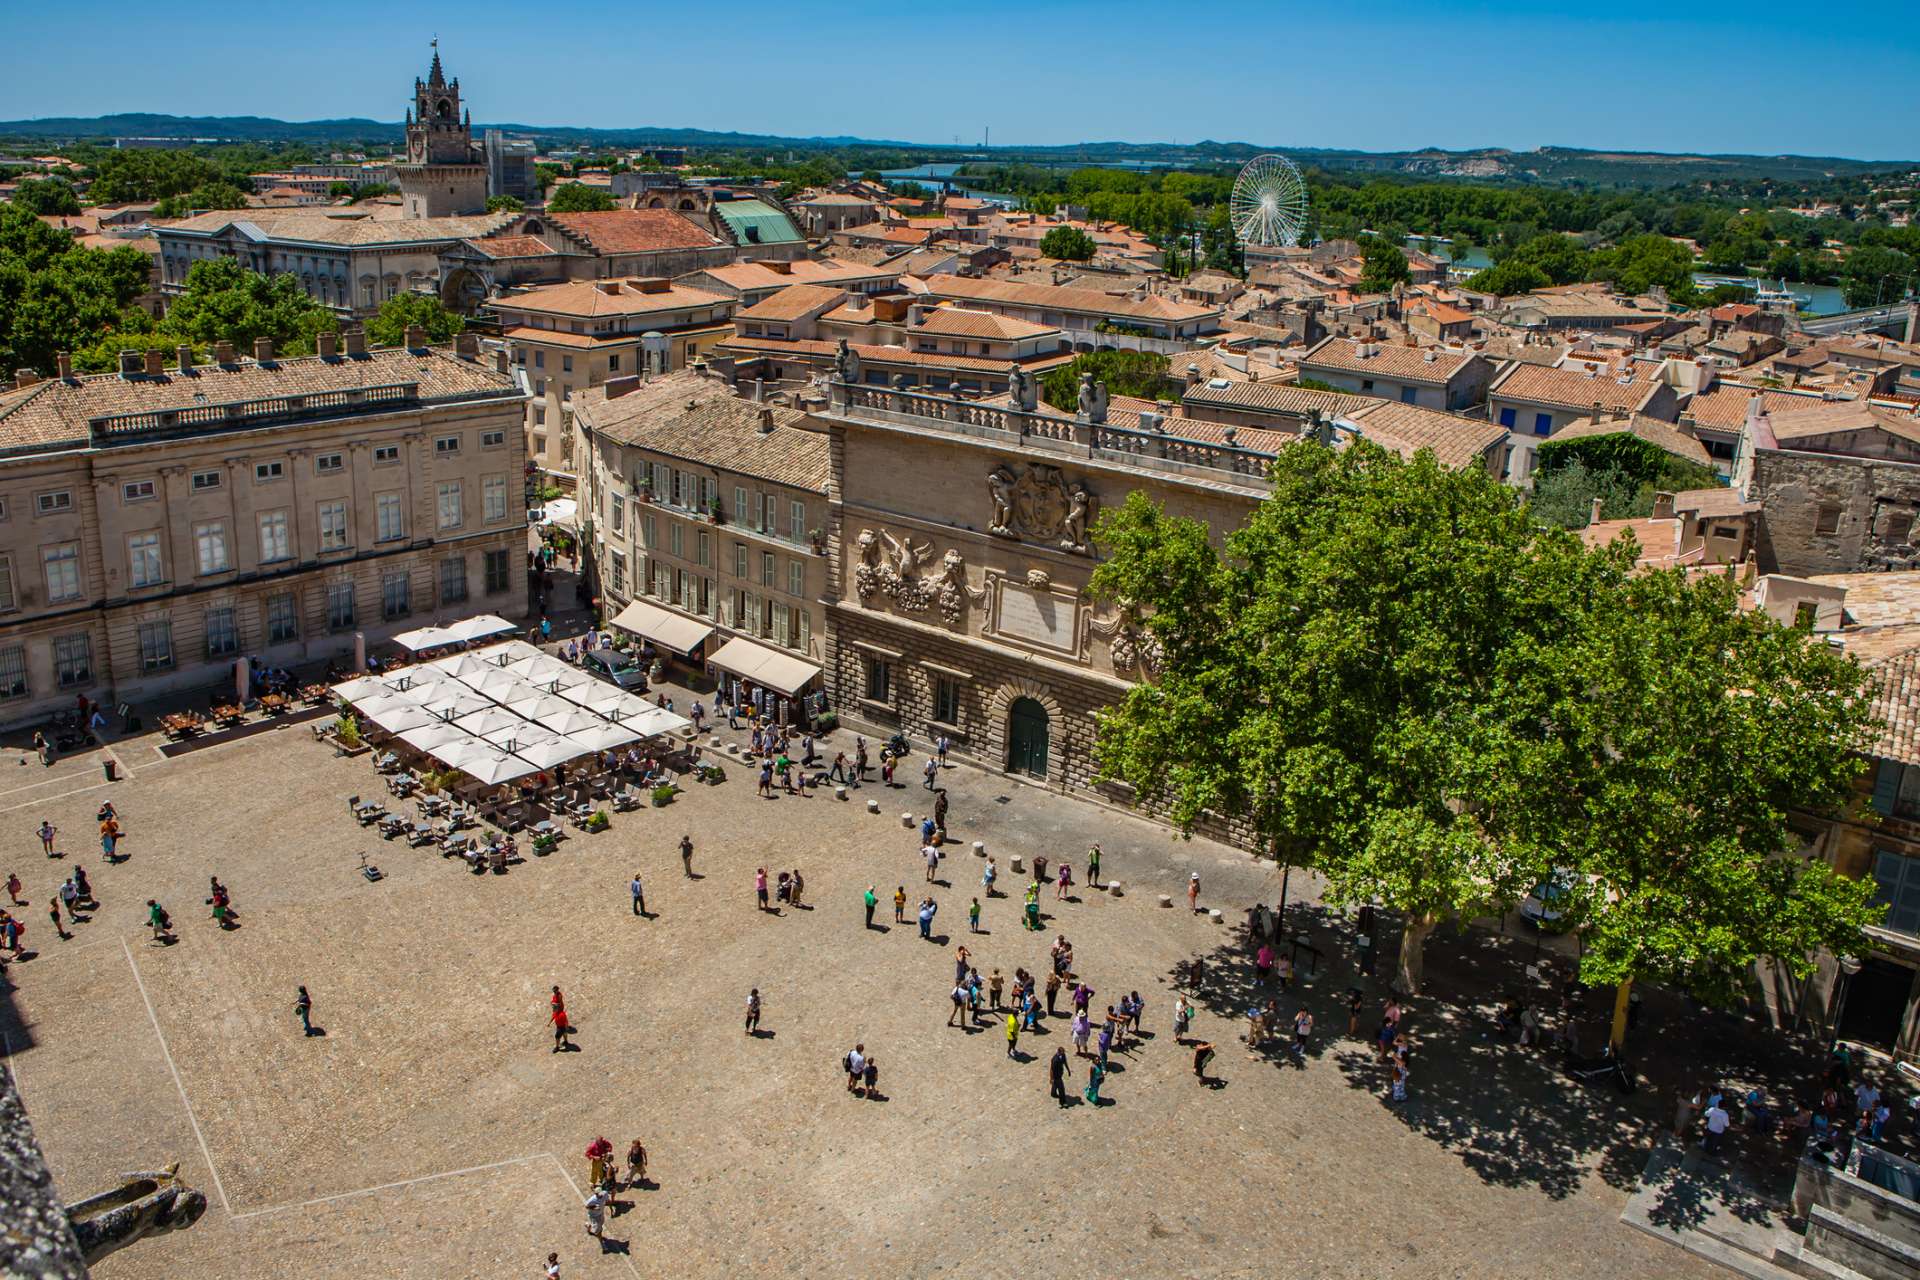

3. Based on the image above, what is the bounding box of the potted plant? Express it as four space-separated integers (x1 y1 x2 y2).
651 782 679 807
709 497 726 525
334 713 363 750
634 476 652 504
814 711 839 734
809 528 826 555
585 810 611 833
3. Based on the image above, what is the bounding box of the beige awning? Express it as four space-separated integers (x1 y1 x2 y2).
707 636 821 697
609 599 714 656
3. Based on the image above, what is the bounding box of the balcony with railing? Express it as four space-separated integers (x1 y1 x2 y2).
84 381 509 447
825 378 1279 489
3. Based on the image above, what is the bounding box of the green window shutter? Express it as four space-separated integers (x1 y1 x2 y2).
1872 759 1902 815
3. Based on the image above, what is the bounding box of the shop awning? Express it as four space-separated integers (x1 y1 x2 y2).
609 600 714 656
707 636 821 697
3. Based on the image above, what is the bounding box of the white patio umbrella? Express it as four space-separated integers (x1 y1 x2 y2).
513 736 594 771
331 674 389 702
425 653 495 680
455 707 531 738
499 690 577 719
537 708 605 737
562 722 644 753
560 684 628 716
380 665 455 695
483 723 560 752
357 697 441 733
420 690 492 721
439 742 538 786
458 668 530 701
392 623 459 652
625 705 693 737
598 691 658 722
445 614 516 644
399 723 479 756
483 639 543 666
509 655 577 683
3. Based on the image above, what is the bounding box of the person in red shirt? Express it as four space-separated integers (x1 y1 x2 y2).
551 1004 572 1053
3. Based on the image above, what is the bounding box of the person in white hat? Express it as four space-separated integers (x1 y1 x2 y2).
1187 872 1201 913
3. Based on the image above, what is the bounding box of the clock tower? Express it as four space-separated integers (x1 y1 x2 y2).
394 45 489 218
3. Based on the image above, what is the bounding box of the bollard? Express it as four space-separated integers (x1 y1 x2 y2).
1009 855 1023 874
866 799 880 813
1107 881 1123 897
835 786 848 801
972 841 986 857
1158 894 1172 908
726 743 740 756
1208 908 1223 923
900 812 914 827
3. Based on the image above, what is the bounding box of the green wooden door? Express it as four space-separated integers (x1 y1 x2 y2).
1008 697 1049 778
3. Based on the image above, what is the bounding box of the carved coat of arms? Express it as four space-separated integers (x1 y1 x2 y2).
987 463 1097 554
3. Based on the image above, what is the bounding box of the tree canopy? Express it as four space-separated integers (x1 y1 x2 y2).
152 180 250 219
1356 235 1411 294
1038 226 1096 262
1039 350 1175 410
11 178 82 216
1089 438 1882 1005
546 183 616 213
486 194 525 213
0 203 154 374
67 257 339 372
364 293 465 348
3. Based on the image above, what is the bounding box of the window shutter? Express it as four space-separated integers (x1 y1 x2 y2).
1873 759 1902 815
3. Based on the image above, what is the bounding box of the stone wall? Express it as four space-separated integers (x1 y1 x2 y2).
1750 448 1920 575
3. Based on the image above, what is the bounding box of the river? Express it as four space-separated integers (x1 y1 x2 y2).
1422 243 1847 315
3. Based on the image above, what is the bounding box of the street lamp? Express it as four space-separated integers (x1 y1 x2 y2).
1830 954 1864 1053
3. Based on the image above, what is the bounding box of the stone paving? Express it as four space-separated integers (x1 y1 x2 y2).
0 680 1721 1278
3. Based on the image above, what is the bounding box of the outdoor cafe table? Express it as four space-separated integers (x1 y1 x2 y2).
300 683 331 705
160 712 203 738
260 693 290 715
210 704 244 727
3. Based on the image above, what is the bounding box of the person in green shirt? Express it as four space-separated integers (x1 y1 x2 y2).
863 884 878 930
968 898 981 933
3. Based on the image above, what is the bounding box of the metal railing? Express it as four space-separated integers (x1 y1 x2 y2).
85 382 506 445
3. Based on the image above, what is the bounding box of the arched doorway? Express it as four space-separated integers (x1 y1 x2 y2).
1008 697 1049 778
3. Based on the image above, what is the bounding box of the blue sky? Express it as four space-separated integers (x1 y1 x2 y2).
3 0 1916 159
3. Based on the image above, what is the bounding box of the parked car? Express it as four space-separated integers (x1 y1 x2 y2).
1520 868 1577 930
581 649 648 691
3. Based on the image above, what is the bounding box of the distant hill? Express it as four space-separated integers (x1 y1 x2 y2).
0 114 1909 186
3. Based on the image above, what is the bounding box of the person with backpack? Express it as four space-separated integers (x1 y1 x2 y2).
844 1044 867 1095
294 986 314 1036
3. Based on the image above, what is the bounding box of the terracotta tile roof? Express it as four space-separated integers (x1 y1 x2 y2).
1408 300 1473 326
156 209 512 246
1180 380 1372 419
796 193 876 207
1298 337 1480 386
0 345 518 457
1341 401 1507 469
716 335 1074 376
1868 647 1920 767
547 210 721 255
915 307 1058 341
688 259 898 295
917 274 1219 326
467 235 560 259
577 372 829 492
1672 487 1759 519
1549 413 1712 466
1764 400 1920 448
734 284 847 323
1681 384 1831 431
1580 518 1696 570
1490 361 1664 414
490 278 731 320
1164 348 1289 385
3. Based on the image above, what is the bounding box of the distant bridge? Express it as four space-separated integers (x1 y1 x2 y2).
1801 302 1912 338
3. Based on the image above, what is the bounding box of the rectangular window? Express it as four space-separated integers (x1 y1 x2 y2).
0 556 14 611
734 485 747 522
373 445 400 465
53 633 92 688
733 543 748 579
254 461 284 482
376 493 404 542
610 493 624 534
0 647 24 700
137 619 174 672
772 602 790 648
42 543 81 602
481 429 506 448
439 557 468 605
194 521 229 575
192 469 223 490
787 559 804 597
610 551 627 596
669 468 684 508
742 592 760 634
266 592 297 643
326 582 355 631
122 479 156 503
761 551 776 588
434 435 461 455
677 568 693 611
1497 407 1517 429
128 532 164 587
1532 412 1552 437
36 490 72 515
934 676 961 725
1872 850 1920 937
382 571 411 619
484 476 509 523
864 656 891 702
204 606 237 658
1815 505 1842 535
437 482 463 530
562 354 573 373
315 452 344 474
258 510 290 563
1400 385 1419 405
484 549 511 595
789 500 806 541
534 350 545 369
319 501 349 551
669 522 683 558
697 530 710 567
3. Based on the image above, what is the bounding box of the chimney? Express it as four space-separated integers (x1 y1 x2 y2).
605 375 640 400
55 352 71 380
253 337 274 364
455 331 479 359
494 349 510 374
758 407 777 435
13 369 37 390
596 280 622 296
1589 496 1605 525
404 325 426 351
317 332 338 359
343 328 366 357
214 340 236 365
143 348 164 377
118 351 142 379
1651 491 1676 521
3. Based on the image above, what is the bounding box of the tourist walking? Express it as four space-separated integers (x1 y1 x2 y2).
4 873 20 907
1006 1010 1020 1058
744 988 761 1035
844 1044 867 1095
1292 1008 1313 1064
1050 1047 1070 1104
923 757 938 790
918 897 937 940
629 873 646 917
1086 843 1101 887
1084 1059 1106 1105
551 987 573 1053
679 835 694 878
1194 1041 1217 1085
294 986 314 1036
1046 970 1062 1016
146 899 171 944
863 884 878 929
1174 995 1193 1043
924 844 940 883
968 897 981 933
48 897 66 941
38 821 55 858
893 885 906 923
1188 872 1200 913
755 868 769 912
584 1189 606 1239
625 1139 647 1189
982 857 997 897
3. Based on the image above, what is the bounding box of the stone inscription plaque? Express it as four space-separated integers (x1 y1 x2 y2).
995 582 1076 654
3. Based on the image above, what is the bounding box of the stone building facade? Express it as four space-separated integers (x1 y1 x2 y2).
816 374 1269 840
395 49 489 218
1747 448 1920 576
0 334 528 725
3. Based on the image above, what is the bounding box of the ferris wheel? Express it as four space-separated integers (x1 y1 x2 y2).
1229 154 1310 248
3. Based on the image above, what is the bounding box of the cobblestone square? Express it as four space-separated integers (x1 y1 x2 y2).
0 718 1715 1278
